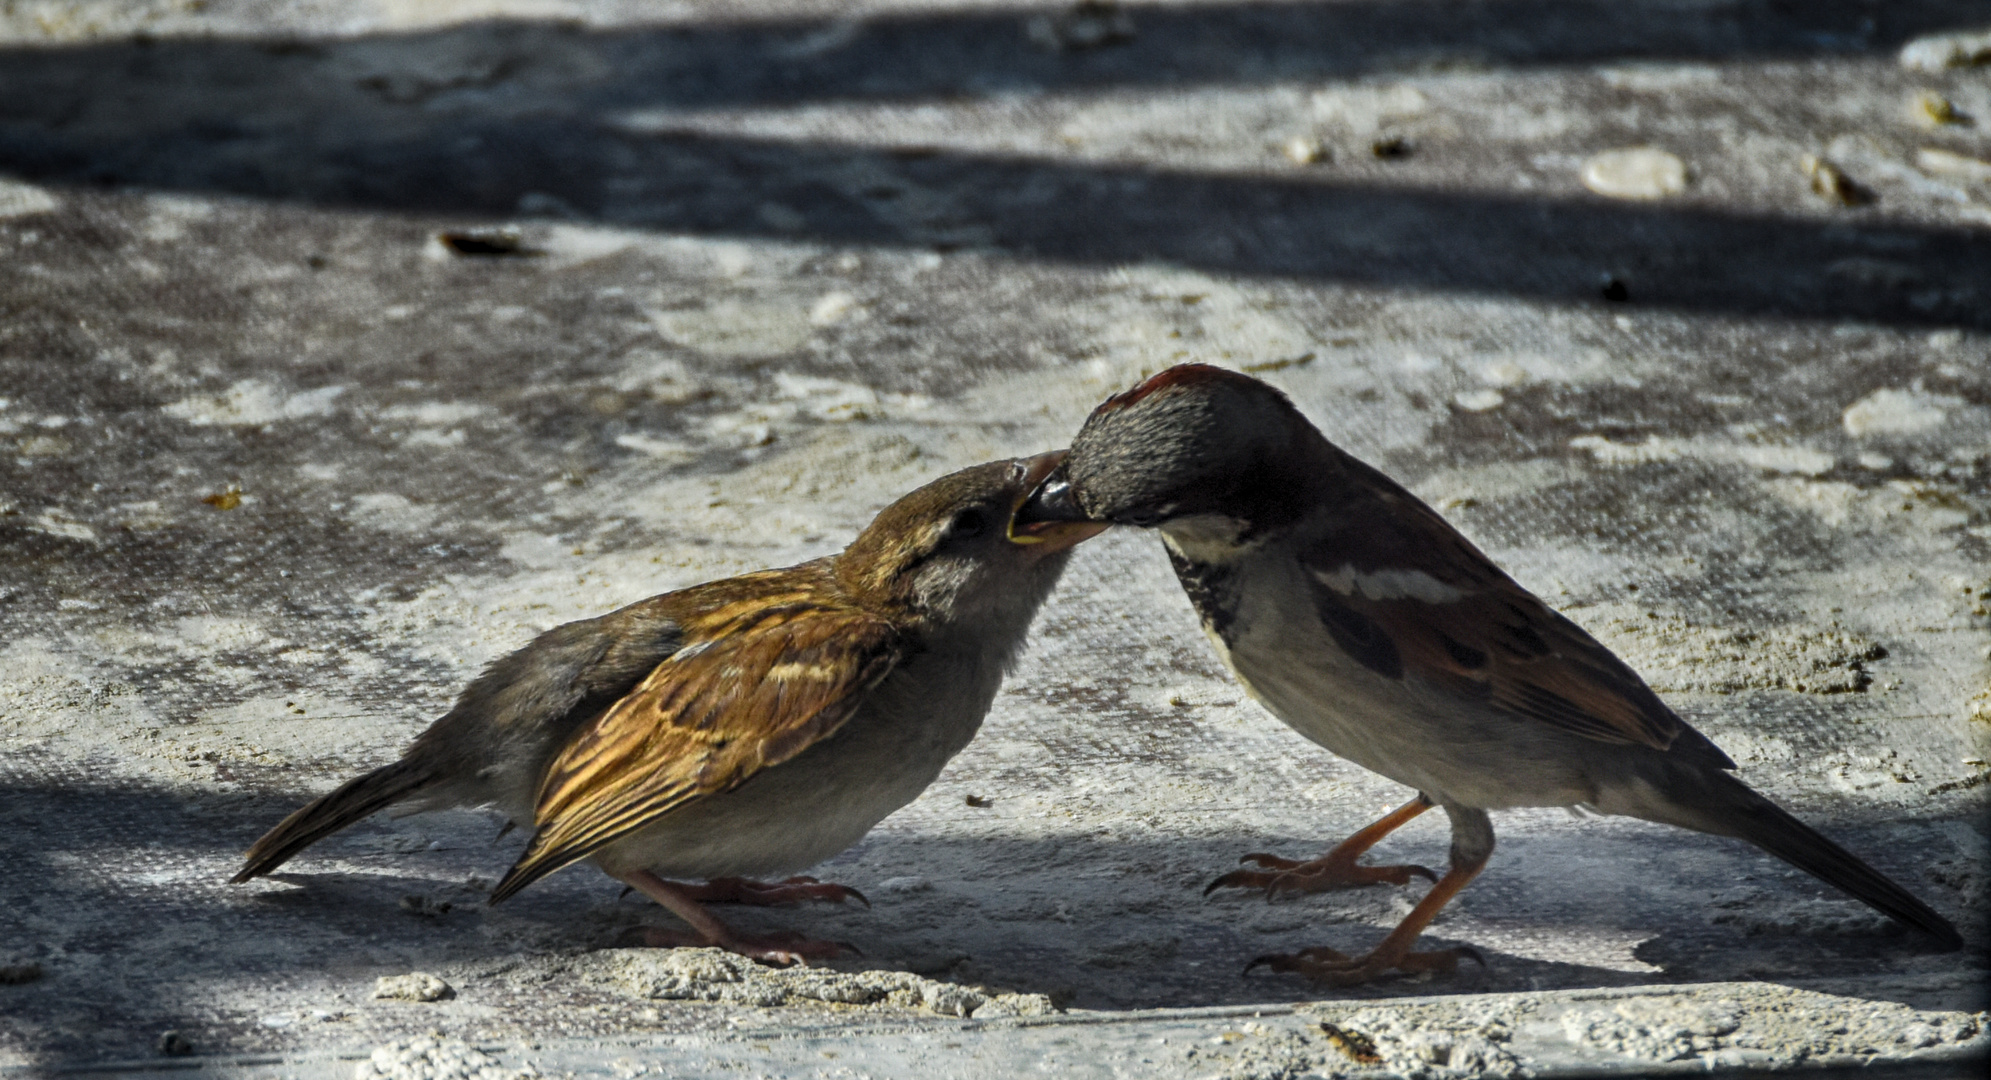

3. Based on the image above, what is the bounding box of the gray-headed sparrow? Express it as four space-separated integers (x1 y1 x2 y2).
234 453 1103 964
1017 365 1961 984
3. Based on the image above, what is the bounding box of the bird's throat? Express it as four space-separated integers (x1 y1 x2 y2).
1162 536 1244 647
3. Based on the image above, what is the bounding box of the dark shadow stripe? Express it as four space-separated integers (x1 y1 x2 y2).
0 1 1981 111
3 124 1985 328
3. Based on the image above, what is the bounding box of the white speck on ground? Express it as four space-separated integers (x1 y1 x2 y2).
164 379 348 428
0 175 58 219
1844 388 1964 437
1580 148 1689 200
1900 27 1991 71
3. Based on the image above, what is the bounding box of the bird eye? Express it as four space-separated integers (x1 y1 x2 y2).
948 507 990 540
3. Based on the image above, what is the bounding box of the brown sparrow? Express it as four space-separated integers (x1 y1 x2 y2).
1017 365 1962 984
233 453 1104 964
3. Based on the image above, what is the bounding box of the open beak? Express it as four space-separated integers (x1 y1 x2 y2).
1008 452 1108 551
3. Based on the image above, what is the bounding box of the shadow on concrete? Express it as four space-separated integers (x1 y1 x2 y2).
2 2 1989 328
5 1 1981 110
0 770 1977 1063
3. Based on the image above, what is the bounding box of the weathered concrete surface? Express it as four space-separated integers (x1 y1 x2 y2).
24 984 1991 1079
1 1 1988 1075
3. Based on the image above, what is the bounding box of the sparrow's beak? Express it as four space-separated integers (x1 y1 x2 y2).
1009 452 1107 551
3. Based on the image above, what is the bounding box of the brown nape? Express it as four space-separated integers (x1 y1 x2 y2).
1099 362 1271 413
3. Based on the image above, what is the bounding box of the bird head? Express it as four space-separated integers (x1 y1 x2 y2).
1015 365 1320 538
837 451 1105 633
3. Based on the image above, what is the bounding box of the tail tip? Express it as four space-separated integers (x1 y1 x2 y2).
487 871 525 906
1923 919 1965 952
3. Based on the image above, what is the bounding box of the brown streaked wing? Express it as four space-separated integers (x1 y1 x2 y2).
489 601 903 901
1301 497 1684 753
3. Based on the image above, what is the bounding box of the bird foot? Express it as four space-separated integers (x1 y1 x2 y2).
1205 852 1437 898
630 925 859 967
1244 943 1483 986
676 876 871 909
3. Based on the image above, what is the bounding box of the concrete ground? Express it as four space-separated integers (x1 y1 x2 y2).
1 1 1988 1076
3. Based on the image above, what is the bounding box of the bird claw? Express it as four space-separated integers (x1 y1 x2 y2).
1205 868 1282 897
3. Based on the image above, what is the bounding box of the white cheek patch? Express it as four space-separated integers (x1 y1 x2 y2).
1159 514 1253 561
911 555 978 614
1312 564 1464 604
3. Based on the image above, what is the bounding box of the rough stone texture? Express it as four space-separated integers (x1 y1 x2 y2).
584 946 1056 1017
1 1 1988 1076
351 1033 532 1080
373 974 455 1003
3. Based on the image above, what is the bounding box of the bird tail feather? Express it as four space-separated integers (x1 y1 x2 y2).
230 760 440 883
1689 771 1962 949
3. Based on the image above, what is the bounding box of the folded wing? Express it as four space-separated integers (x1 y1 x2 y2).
1302 463 1727 766
490 595 903 901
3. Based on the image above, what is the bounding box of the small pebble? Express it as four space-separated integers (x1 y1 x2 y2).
0 177 61 220
1916 148 1991 184
809 291 858 326
1370 135 1410 159
1801 155 1868 206
1899 28 1991 71
373 972 454 1002
1913 90 1963 127
875 875 933 897
1582 148 1688 199
1284 137 1328 165
435 230 533 257
201 486 242 511
0 961 43 985
399 895 453 918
